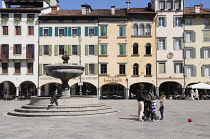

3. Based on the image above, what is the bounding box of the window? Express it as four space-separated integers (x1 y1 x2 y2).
174 0 181 10
89 27 94 35
2 26 8 35
72 20 78 23
89 64 95 74
174 63 183 73
59 45 64 55
2 63 8 74
43 27 50 36
27 44 34 58
158 17 166 27
59 20 64 23
157 38 166 50
59 27 64 36
89 20 94 23
174 39 182 50
1 14 9 18
145 43 151 55
119 26 126 37
43 45 49 55
15 63 21 74
15 26 21 35
89 45 94 55
28 26 34 35
140 24 144 36
100 26 107 36
167 1 173 10
204 18 210 25
119 64 126 75
14 14 21 18
101 64 107 74
85 26 98 36
185 66 196 77
27 63 33 74
201 47 210 58
184 31 195 42
185 19 192 25
159 63 165 73
43 20 49 23
72 45 78 55
14 44 22 54
184 48 196 59
100 45 107 55
202 65 210 77
174 17 182 27
27 14 34 18
119 44 126 55
72 27 78 36
2 44 9 54
203 31 210 42
43 64 49 75
145 24 151 36
133 63 139 75
133 43 139 54
146 64 152 75
159 1 165 10
133 24 138 35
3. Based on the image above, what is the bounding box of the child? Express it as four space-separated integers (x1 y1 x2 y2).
159 101 164 120
150 97 158 122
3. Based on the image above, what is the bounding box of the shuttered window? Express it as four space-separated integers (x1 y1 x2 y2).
159 63 165 73
2 63 8 74
89 64 95 74
100 45 107 55
28 26 34 35
43 45 49 55
72 45 78 55
174 63 183 73
89 45 94 55
15 26 21 35
100 26 107 36
27 63 33 73
59 45 65 55
2 26 8 35
203 31 210 42
15 63 21 74
14 44 22 54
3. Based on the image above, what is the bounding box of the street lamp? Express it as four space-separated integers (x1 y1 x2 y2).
78 36 83 95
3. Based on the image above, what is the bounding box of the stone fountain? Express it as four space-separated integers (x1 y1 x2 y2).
7 53 117 117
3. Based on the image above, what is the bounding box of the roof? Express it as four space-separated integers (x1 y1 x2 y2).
184 7 210 15
0 7 42 13
126 8 156 14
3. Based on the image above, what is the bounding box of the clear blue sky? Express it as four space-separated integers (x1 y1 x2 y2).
0 0 210 9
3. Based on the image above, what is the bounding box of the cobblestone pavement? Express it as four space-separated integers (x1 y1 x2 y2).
0 99 210 139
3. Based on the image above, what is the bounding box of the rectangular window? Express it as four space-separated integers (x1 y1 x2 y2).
72 27 78 36
100 45 107 55
89 45 94 55
15 26 21 35
43 27 49 36
119 64 126 74
43 45 49 55
174 63 183 73
89 27 94 35
174 39 181 50
2 26 8 35
43 64 49 75
100 26 107 36
43 20 49 23
27 44 34 59
158 39 166 50
203 31 210 42
15 63 21 74
28 26 34 35
159 1 165 10
89 64 95 74
185 19 192 25
2 63 8 74
72 20 78 23
14 14 21 18
2 44 9 54
59 20 64 23
184 31 195 43
59 27 64 36
159 17 165 27
101 64 107 74
174 0 181 10
186 66 193 77
119 44 126 55
159 63 165 73
204 66 210 77
119 26 126 37
204 48 210 58
174 17 182 26
59 45 64 55
204 18 210 25
167 1 173 10
186 48 193 59
1 14 9 18
27 14 34 18
72 45 78 55
27 63 33 74
14 44 22 54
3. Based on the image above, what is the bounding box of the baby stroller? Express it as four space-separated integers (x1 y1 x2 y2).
142 100 159 121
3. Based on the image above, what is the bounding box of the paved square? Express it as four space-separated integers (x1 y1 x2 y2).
0 99 210 139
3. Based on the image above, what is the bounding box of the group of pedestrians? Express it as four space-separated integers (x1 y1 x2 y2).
136 83 164 122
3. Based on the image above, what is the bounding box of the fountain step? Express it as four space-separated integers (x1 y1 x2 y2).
7 109 118 117
14 106 112 113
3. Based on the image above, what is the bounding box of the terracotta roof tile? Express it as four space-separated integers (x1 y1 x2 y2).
184 7 210 14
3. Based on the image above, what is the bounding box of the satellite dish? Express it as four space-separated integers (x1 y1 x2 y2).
200 4 203 8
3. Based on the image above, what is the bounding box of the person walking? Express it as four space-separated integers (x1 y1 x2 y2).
150 97 158 122
189 89 194 101
136 83 146 122
159 101 164 120
194 89 199 100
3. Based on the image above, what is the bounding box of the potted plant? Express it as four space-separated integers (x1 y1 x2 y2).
59 34 63 37
27 18 34 23
1 16 8 24
89 34 94 36
169 95 173 100
162 95 166 100
73 34 77 37
14 17 21 23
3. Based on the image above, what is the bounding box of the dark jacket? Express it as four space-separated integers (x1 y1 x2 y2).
136 89 146 101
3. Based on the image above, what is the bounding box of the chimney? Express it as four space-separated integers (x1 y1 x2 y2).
126 0 131 9
194 5 201 13
81 4 87 15
51 6 57 15
50 0 57 6
111 6 115 15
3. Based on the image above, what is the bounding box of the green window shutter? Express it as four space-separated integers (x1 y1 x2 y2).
64 27 68 36
94 27 98 36
193 66 196 77
94 63 98 75
54 45 58 56
119 26 122 36
101 45 107 55
105 26 107 36
164 39 167 50
39 45 43 56
183 48 186 59
78 27 81 36
193 48 196 58
164 17 167 27
68 27 72 36
39 64 43 76
85 63 88 75
173 39 176 50
78 45 81 56
94 45 98 56
49 27 52 36
184 66 187 77
68 45 71 55
181 39 184 49
85 26 88 36
157 17 159 27
183 32 186 42
49 45 52 56
157 39 159 50
192 32 196 42
55 27 58 36
201 47 204 58
201 65 205 77
85 45 88 56
39 27 43 36
100 26 103 36
124 26 126 36
64 45 68 53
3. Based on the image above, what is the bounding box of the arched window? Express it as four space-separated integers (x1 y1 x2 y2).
140 24 144 36
145 24 151 36
133 63 139 75
146 64 152 75
145 43 152 55
133 43 139 55
133 24 138 36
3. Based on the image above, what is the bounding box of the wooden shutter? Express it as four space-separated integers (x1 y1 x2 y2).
85 45 88 56
39 27 43 36
64 27 68 36
183 48 186 59
156 39 159 50
94 27 98 36
13 44 16 54
54 45 58 56
85 63 88 75
164 39 167 50
201 65 205 77
200 47 204 58
68 27 72 36
173 17 176 27
39 64 43 76
94 45 98 56
183 32 186 42
173 39 176 50
193 66 196 77
184 66 187 77
55 27 58 36
85 26 88 36
78 45 81 56
49 27 52 36
78 27 81 36
68 45 71 55
157 17 159 27
94 63 98 75
39 45 43 56
49 45 52 56
181 39 184 49
192 32 196 42
192 48 196 58
164 17 167 27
